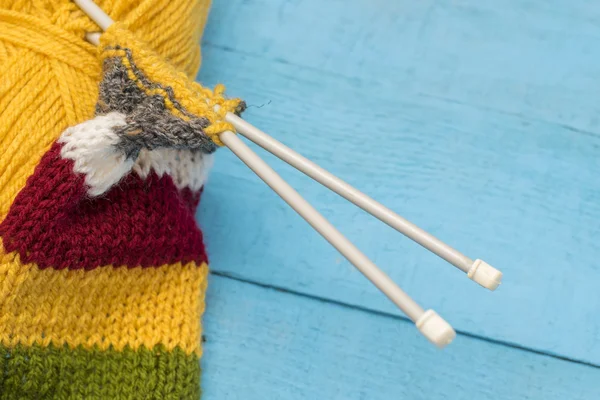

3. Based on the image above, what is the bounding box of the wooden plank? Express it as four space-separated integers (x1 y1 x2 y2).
197 0 600 364
202 275 600 400
204 0 600 134
197 46 600 365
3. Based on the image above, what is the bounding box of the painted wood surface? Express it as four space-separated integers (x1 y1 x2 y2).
196 0 600 396
202 275 599 400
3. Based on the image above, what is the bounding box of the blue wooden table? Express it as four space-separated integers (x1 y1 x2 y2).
197 1 600 398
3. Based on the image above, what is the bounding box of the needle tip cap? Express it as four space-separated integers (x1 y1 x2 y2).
468 259 502 291
416 310 456 348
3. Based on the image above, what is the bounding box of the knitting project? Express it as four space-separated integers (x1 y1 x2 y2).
0 1 243 398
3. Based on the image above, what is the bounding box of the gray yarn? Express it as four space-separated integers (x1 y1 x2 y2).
96 47 217 158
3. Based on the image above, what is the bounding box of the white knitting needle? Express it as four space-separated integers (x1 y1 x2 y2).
219 130 456 347
222 112 502 290
75 0 455 347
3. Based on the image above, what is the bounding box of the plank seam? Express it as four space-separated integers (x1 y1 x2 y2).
210 270 600 370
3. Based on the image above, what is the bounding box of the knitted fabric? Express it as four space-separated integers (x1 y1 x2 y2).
0 1 243 398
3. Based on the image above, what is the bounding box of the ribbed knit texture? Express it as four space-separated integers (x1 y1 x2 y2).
0 1 243 398
0 344 201 399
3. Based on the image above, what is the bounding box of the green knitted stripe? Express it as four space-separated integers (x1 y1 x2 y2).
0 343 201 399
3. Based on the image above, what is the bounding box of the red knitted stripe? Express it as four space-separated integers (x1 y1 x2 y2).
180 187 202 213
0 142 208 270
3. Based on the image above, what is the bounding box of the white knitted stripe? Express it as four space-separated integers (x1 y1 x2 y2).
58 112 133 197
58 112 213 196
134 148 214 192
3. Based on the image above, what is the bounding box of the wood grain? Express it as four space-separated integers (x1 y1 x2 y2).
202 275 600 400
197 0 600 369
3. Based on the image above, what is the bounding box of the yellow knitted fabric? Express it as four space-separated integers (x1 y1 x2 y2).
0 1 233 398
0 249 208 356
0 0 211 220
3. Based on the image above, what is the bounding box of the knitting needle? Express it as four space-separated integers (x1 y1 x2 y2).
222 111 502 291
75 0 457 348
75 0 112 31
219 130 456 347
